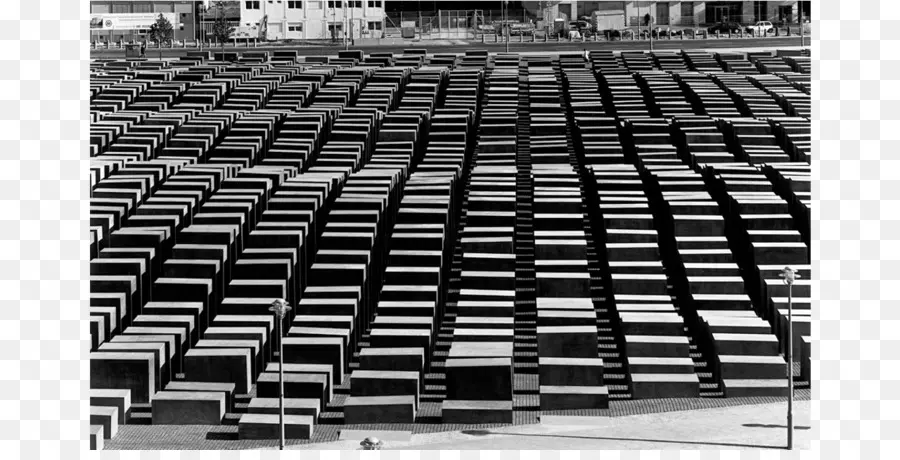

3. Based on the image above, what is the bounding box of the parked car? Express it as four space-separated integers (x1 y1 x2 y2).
746 21 774 35
569 20 593 35
653 27 680 37
707 21 743 34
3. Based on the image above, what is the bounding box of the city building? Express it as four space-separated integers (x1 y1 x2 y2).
238 0 387 41
90 1 202 42
199 1 242 39
379 1 811 37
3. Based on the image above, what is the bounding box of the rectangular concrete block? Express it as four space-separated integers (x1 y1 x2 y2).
256 372 329 406
631 373 701 399
721 379 789 397
247 397 320 418
349 370 420 406
624 335 691 359
538 357 604 386
151 391 225 425
90 425 104 450
343 395 416 424
445 357 512 401
238 413 313 440
89 388 131 425
90 352 156 404
90 406 118 439
539 385 609 410
441 400 512 424
712 333 780 356
183 348 252 394
537 326 598 358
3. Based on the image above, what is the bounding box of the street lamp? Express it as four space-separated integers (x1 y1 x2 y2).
780 266 800 450
504 1 509 53
268 298 292 450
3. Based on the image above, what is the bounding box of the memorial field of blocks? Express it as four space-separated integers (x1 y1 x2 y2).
89 48 810 447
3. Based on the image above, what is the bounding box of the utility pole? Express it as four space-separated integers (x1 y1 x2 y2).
343 1 348 49
197 2 202 50
780 267 800 450
269 299 292 451
798 2 804 48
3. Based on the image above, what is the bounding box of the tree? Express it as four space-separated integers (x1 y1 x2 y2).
147 13 174 60
210 1 235 54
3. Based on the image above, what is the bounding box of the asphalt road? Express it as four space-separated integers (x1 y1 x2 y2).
91 36 807 59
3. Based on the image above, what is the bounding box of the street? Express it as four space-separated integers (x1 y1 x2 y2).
90 36 807 60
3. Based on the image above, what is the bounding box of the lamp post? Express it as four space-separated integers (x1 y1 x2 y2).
197 3 202 50
780 266 800 450
268 298 292 450
504 1 509 52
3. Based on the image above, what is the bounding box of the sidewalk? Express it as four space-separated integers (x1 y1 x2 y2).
90 36 808 61
290 401 811 451
94 46 808 64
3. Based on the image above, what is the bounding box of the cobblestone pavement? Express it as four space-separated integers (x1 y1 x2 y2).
105 392 811 450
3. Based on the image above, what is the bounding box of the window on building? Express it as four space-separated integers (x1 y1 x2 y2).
288 1 302 8
753 1 765 22
778 5 792 23
367 0 382 7
308 1 322 9
706 3 742 24
111 3 131 14
153 2 175 13
245 1 261 9
133 4 152 14
327 1 342 8
288 23 303 32
348 0 362 8
367 21 382 30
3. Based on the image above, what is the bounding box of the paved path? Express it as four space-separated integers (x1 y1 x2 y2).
90 37 807 60
291 401 811 451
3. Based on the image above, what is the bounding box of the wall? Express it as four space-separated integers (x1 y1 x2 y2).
240 0 385 40
579 1 803 29
90 1 199 41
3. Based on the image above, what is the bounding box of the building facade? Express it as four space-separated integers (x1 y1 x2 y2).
238 0 386 40
199 1 242 38
545 1 807 28
90 1 201 42
377 1 807 30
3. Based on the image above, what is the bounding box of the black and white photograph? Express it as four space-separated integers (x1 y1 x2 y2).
83 0 817 451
